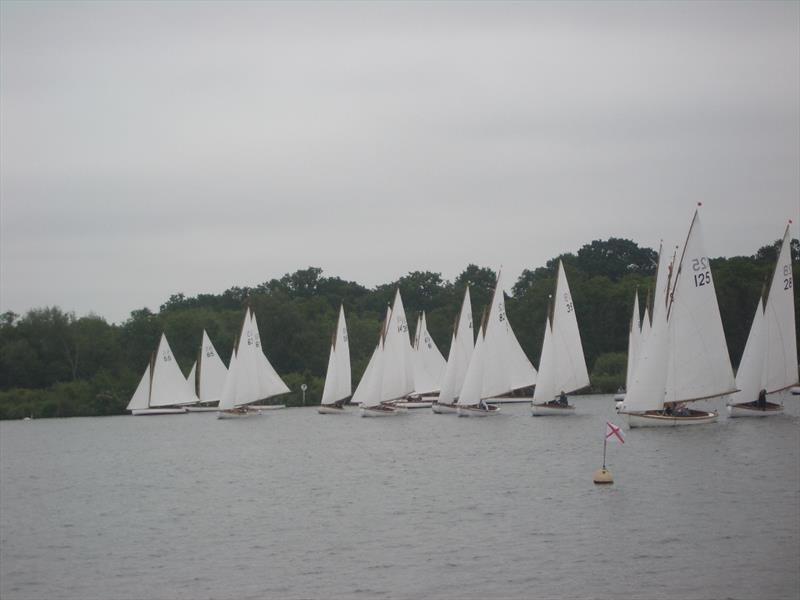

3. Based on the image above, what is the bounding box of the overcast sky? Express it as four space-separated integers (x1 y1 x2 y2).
1 1 798 323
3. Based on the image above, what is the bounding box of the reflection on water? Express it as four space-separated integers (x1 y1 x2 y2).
1 395 798 599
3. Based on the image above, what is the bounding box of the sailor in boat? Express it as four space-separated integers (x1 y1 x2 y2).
756 388 767 410
478 399 489 410
674 403 690 417
547 391 568 407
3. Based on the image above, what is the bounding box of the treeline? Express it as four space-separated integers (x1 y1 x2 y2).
1 237 797 419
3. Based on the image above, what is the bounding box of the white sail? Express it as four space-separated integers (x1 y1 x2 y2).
438 287 475 405
127 362 152 411
149 334 198 407
457 321 486 407
481 270 537 398
218 345 238 411
412 311 446 395
640 306 651 351
380 290 415 402
622 246 673 413
550 260 590 395
186 361 197 397
625 292 641 390
251 311 290 400
763 225 799 393
665 209 737 404
197 330 228 403
733 298 766 403
532 315 556 403
352 307 390 407
321 305 352 405
232 309 260 406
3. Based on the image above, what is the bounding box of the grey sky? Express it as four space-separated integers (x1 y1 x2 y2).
1 1 798 323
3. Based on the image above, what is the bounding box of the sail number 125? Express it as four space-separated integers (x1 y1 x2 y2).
692 257 711 288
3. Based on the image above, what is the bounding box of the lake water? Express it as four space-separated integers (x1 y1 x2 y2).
1 395 798 600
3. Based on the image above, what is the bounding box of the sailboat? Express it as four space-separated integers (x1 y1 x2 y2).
185 330 229 412
399 311 446 408
358 290 414 417
217 308 290 419
432 287 474 414
728 223 798 416
620 207 737 427
531 260 590 415
318 305 352 414
127 333 196 415
615 291 642 409
456 270 536 415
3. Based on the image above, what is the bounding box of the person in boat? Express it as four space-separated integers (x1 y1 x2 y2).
663 404 673 416
479 399 488 410
558 391 568 406
756 388 767 409
675 403 689 417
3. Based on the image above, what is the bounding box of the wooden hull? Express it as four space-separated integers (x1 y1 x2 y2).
531 402 576 416
131 408 188 415
624 409 717 428
317 405 347 415
392 400 433 409
457 404 500 417
726 401 784 418
216 409 261 419
431 402 458 414
360 405 402 417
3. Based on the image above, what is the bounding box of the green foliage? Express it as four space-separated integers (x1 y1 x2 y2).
1 237 797 419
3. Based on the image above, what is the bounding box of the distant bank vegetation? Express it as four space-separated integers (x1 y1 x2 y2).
1 237 797 419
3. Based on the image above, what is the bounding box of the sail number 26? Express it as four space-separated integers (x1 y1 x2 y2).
784 265 793 290
692 257 711 288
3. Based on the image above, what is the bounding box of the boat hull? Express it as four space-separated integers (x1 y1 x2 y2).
360 405 402 417
431 402 458 414
392 400 433 409
457 404 500 417
131 408 188 415
624 409 718 428
317 405 347 415
531 402 576 416
791 386 800 396
484 396 530 404
217 409 261 419
726 401 784 418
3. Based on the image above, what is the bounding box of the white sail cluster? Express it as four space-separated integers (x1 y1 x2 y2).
352 290 416 408
623 209 737 414
127 334 198 412
185 330 229 405
457 270 537 407
218 309 290 410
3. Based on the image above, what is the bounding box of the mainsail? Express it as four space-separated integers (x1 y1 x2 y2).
412 311 446 395
321 305 352 406
438 287 475 405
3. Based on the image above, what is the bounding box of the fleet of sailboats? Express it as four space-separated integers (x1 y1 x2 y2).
531 260 590 416
127 333 197 415
620 207 738 427
216 308 290 418
728 224 798 416
125 214 796 430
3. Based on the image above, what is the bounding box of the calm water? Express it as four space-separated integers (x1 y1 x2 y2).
1 395 798 600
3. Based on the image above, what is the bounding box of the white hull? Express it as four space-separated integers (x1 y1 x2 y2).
431 402 458 414
217 409 261 419
624 410 718 428
317 405 347 415
131 407 188 415
531 402 576 416
185 406 219 412
457 404 500 417
726 402 784 418
360 405 403 417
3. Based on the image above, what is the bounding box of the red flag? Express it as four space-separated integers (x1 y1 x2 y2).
605 421 625 444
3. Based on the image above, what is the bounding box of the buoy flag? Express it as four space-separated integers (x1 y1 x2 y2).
605 421 625 444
